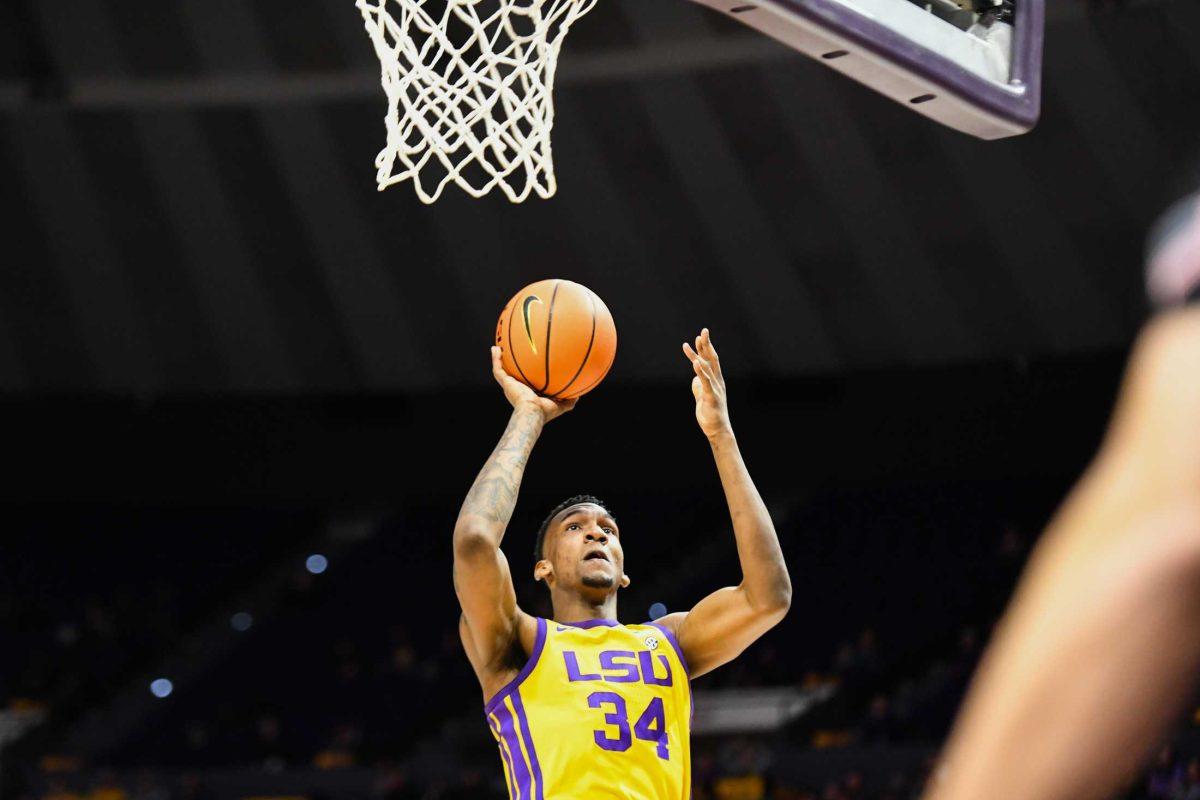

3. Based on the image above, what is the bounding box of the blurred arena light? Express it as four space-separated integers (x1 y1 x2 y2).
305 554 329 575
230 612 254 632
149 678 174 699
648 602 668 620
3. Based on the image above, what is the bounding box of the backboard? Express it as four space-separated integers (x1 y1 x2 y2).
692 0 1043 140
356 0 1043 202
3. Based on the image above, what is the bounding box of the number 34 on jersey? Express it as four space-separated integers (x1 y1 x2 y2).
483 619 693 800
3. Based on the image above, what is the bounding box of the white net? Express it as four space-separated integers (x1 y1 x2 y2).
356 0 598 204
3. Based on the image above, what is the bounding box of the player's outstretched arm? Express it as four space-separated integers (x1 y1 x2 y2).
454 347 576 674
659 329 792 678
925 309 1200 800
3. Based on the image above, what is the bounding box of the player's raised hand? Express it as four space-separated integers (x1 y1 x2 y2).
682 328 731 438
491 346 576 422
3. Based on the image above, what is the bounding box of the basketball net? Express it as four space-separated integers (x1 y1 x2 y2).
356 0 598 204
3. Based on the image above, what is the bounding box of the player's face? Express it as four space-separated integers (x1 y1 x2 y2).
546 503 627 593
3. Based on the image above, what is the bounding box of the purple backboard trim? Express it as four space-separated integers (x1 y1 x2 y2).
739 0 1043 133
510 691 546 800
484 616 547 716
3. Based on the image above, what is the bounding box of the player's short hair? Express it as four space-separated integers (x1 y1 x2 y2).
535 495 611 562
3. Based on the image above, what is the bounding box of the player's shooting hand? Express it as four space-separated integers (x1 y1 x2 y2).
682 328 731 439
491 346 576 423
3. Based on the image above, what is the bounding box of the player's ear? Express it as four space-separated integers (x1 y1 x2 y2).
620 572 630 589
534 559 554 583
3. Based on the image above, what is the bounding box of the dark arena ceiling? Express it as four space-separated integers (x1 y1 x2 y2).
0 0 1197 393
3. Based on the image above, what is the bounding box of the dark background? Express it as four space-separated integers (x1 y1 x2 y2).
0 0 1197 394
2 0 1199 799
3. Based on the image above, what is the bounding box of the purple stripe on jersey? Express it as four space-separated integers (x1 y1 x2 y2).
647 621 690 675
493 701 532 800
485 617 547 716
510 691 545 800
489 715 520 800
561 619 621 628
648 621 695 726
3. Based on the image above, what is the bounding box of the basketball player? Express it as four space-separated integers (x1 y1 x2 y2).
924 191 1200 800
453 328 791 799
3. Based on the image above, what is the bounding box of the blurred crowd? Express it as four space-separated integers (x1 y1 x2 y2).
691 742 1200 800
1 591 177 714
0 516 308 718
32 740 1200 800
156 618 473 769
1138 747 1200 800
8 521 1051 800
10 498 1200 800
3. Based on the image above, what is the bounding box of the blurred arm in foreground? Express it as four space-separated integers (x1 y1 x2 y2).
926 192 1200 800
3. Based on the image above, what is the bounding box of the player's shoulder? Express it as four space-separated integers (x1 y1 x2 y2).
516 610 541 651
462 611 545 706
459 609 541 670
647 611 686 637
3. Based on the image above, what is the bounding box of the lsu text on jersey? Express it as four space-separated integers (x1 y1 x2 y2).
485 619 692 800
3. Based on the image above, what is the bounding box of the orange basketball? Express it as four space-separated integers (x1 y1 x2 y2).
495 279 617 400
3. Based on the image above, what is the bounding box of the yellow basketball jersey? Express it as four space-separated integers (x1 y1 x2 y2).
484 618 692 800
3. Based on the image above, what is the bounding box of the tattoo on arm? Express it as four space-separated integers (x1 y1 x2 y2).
459 408 545 528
